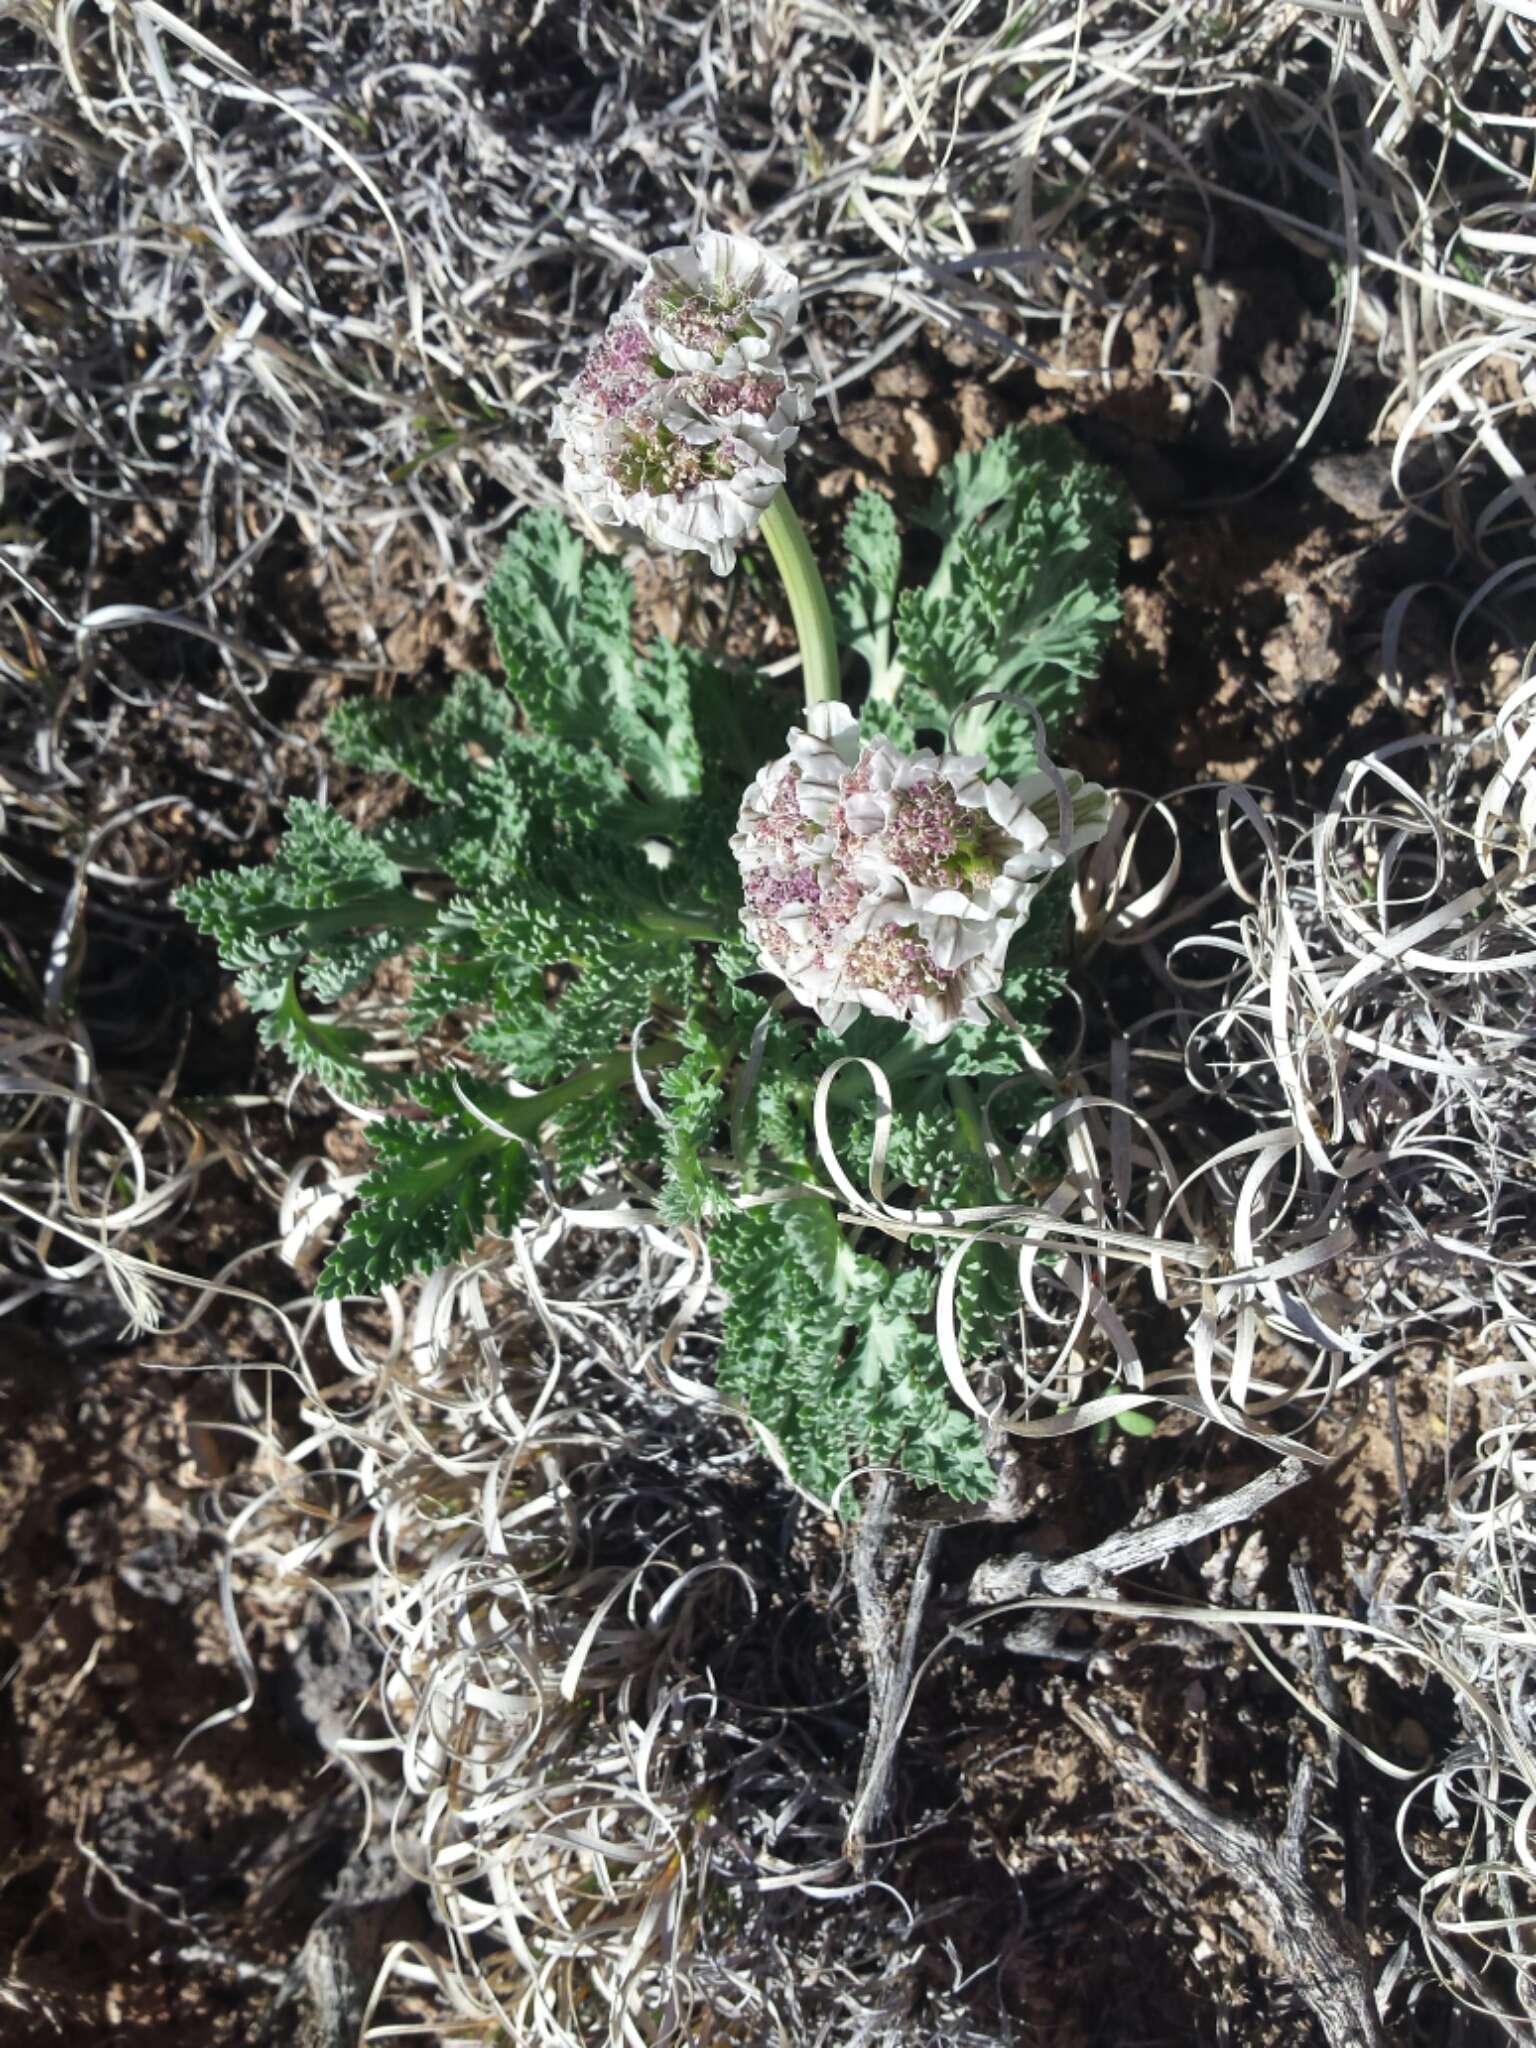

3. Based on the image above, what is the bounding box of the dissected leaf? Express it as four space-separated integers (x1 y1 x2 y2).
177 799 436 1011
260 975 397 1104
863 424 1130 776
678 640 797 787
485 509 702 802
333 675 640 889
832 490 903 698
713 1198 993 1503
657 1021 731 1224
317 1077 536 1300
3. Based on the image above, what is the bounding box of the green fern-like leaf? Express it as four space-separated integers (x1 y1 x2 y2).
856 424 1130 775
177 801 437 1011
656 1023 731 1224
713 1198 992 1503
317 1098 535 1300
832 491 903 699
485 511 703 802
259 975 397 1104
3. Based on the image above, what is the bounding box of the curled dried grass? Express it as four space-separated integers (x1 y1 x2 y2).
217 1231 1000 2047
4 0 1531 669
762 676 1535 1479
1393 1334 1536 2029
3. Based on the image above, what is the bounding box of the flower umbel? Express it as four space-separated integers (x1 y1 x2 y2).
554 231 807 574
733 706 1109 1041
641 230 800 374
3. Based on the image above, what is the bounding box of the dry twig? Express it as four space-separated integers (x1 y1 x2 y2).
844 1476 944 1869
1067 1697 1386 2048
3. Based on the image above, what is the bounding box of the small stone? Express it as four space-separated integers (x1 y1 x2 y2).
1394 1716 1431 1761
816 466 854 499
1309 450 1399 520
1260 589 1341 702
955 381 1011 449
1230 1529 1270 1606
872 361 937 401
839 397 913 475
930 313 1008 370
901 404 953 479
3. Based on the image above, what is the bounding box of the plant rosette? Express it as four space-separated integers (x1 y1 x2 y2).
181 228 1131 1505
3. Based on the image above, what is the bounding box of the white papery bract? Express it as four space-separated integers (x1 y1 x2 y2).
639 230 802 374
733 705 1109 1042
554 232 807 573
563 389 787 576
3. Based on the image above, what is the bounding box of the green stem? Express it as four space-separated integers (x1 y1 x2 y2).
639 910 731 941
946 1076 987 1162
608 795 697 843
247 888 441 944
528 1039 678 1126
449 1040 681 1147
759 488 841 708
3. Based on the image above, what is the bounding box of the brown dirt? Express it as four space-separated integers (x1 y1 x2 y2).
887 1366 1469 2048
0 1335 350 2045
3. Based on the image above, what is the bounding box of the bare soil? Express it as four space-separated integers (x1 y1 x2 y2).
0 1339 327 2045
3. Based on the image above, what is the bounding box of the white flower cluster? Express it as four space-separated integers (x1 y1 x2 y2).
554 231 808 574
732 706 1110 1042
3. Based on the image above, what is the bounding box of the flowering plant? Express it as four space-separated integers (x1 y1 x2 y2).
182 233 1129 1503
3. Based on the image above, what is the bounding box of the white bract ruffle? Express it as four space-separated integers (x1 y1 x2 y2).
565 392 787 577
732 705 1110 1043
639 231 801 375
553 232 807 574
667 369 810 460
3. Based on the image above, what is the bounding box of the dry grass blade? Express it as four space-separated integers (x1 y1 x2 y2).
894 679 1536 1466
